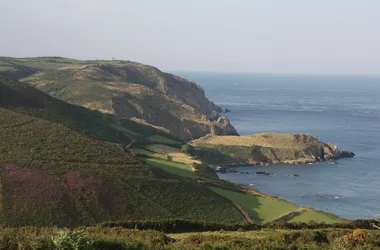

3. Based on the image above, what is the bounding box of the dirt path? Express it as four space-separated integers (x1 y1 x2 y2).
233 202 254 223
72 65 91 80
272 208 307 222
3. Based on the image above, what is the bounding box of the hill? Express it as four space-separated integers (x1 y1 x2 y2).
0 57 238 140
0 76 347 226
0 74 183 148
190 133 355 165
0 76 246 226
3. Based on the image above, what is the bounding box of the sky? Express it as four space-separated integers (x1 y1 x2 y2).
1 0 380 74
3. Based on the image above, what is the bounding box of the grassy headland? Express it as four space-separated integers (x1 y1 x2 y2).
190 133 354 165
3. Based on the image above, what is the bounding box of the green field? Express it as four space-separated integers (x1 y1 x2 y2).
143 158 197 178
209 187 346 224
147 134 183 146
209 187 298 223
289 210 344 224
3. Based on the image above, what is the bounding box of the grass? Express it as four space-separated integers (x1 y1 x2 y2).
142 158 198 178
147 134 183 146
0 56 232 141
0 227 378 250
0 71 349 227
144 144 201 165
191 133 336 164
209 187 298 223
0 108 244 226
0 75 182 148
0 76 246 226
289 210 344 224
193 133 322 149
131 147 168 160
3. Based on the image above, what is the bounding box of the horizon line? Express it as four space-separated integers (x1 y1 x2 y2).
2 55 379 77
168 70 380 77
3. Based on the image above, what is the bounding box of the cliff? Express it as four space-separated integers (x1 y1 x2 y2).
189 133 355 165
0 57 238 140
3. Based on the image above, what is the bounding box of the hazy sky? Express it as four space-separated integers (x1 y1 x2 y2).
1 0 380 74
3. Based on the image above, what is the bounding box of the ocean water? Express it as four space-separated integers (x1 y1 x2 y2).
179 72 380 220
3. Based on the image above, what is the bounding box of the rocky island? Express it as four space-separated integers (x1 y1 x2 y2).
188 133 355 165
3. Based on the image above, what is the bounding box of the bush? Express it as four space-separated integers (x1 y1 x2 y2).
52 231 92 250
353 229 366 241
181 144 195 155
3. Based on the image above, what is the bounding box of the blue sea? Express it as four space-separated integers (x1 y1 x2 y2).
179 72 380 220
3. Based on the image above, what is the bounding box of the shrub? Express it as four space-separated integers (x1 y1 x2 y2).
181 144 195 155
353 229 366 241
52 231 92 250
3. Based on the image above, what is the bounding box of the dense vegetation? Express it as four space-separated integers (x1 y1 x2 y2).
99 219 380 232
0 76 248 226
0 227 378 249
0 73 355 235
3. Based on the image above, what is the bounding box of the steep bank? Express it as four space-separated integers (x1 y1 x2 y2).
0 57 238 140
189 133 355 165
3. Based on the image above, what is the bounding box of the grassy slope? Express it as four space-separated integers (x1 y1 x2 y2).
0 108 244 226
209 187 297 223
289 211 344 224
0 57 235 140
0 75 182 148
0 76 246 226
137 147 345 224
143 158 198 179
209 187 345 224
0 76 347 226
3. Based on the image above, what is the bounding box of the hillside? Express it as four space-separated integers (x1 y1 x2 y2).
0 76 346 226
190 133 355 165
0 76 248 226
0 74 183 148
0 57 238 140
0 109 245 227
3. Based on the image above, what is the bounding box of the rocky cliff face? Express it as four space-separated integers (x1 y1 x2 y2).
0 57 238 140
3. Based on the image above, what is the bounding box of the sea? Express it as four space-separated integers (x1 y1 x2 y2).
178 72 380 220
